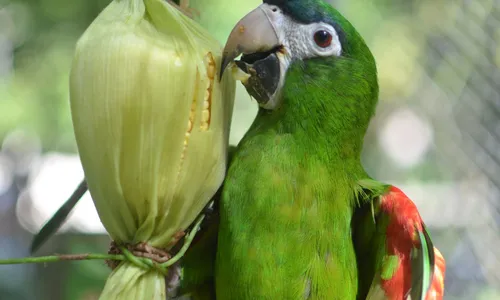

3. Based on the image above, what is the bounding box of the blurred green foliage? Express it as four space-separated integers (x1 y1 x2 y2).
0 0 112 152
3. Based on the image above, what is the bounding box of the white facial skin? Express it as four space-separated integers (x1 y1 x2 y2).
258 3 343 109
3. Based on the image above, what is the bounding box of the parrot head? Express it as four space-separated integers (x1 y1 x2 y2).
220 0 378 121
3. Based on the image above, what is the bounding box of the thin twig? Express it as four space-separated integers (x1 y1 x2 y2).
0 253 124 265
0 213 206 274
160 213 205 268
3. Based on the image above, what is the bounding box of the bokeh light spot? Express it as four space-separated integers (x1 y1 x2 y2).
379 108 434 168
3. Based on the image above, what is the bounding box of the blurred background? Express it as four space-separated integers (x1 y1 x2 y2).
0 0 498 299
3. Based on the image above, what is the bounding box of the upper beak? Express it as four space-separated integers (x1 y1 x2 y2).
220 4 280 80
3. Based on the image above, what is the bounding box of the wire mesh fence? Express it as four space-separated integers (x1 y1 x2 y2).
354 0 500 298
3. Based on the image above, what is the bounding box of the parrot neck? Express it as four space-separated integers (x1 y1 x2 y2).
254 57 378 171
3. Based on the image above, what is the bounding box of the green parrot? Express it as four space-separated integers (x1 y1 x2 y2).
179 0 446 299
31 1 446 298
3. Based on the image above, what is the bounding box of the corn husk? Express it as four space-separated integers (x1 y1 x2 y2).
69 0 235 298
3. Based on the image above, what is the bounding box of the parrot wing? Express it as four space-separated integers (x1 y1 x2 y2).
30 179 88 253
353 182 445 300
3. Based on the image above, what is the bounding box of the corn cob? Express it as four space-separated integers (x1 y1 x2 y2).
69 0 235 298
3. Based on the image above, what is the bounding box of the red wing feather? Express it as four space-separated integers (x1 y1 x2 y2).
378 186 445 300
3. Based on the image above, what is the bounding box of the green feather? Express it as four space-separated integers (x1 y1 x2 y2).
410 225 435 300
380 255 399 281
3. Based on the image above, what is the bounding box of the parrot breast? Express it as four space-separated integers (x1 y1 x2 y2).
216 131 363 300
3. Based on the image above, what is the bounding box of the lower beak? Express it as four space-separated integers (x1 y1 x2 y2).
235 52 281 105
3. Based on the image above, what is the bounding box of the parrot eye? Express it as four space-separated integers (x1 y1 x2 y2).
313 30 333 48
